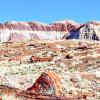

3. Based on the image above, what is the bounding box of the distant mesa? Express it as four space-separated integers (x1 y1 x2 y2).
0 20 100 42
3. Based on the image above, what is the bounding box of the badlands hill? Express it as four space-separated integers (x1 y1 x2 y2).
0 20 100 42
0 20 80 42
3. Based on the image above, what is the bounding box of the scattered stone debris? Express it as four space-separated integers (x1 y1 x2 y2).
75 44 88 50
30 56 52 62
0 40 100 99
65 54 73 59
0 84 75 100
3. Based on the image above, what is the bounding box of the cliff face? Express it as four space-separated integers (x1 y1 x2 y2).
0 20 80 42
65 21 100 41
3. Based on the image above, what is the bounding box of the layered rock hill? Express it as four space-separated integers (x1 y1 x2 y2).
65 21 100 41
0 20 80 42
0 20 100 42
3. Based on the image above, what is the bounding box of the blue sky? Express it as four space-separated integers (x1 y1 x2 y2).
0 0 100 23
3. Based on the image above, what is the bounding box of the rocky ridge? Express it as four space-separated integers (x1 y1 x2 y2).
0 20 80 42
0 20 100 42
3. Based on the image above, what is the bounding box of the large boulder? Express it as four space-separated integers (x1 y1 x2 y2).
27 71 64 96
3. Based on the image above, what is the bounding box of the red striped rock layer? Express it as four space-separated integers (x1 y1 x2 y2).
0 20 80 42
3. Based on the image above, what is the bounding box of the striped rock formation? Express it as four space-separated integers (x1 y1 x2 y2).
0 20 100 42
65 21 100 41
0 20 80 42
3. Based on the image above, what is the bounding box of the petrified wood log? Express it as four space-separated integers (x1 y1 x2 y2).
27 71 63 96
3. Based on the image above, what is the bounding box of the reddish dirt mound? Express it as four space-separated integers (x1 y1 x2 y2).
27 71 63 96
